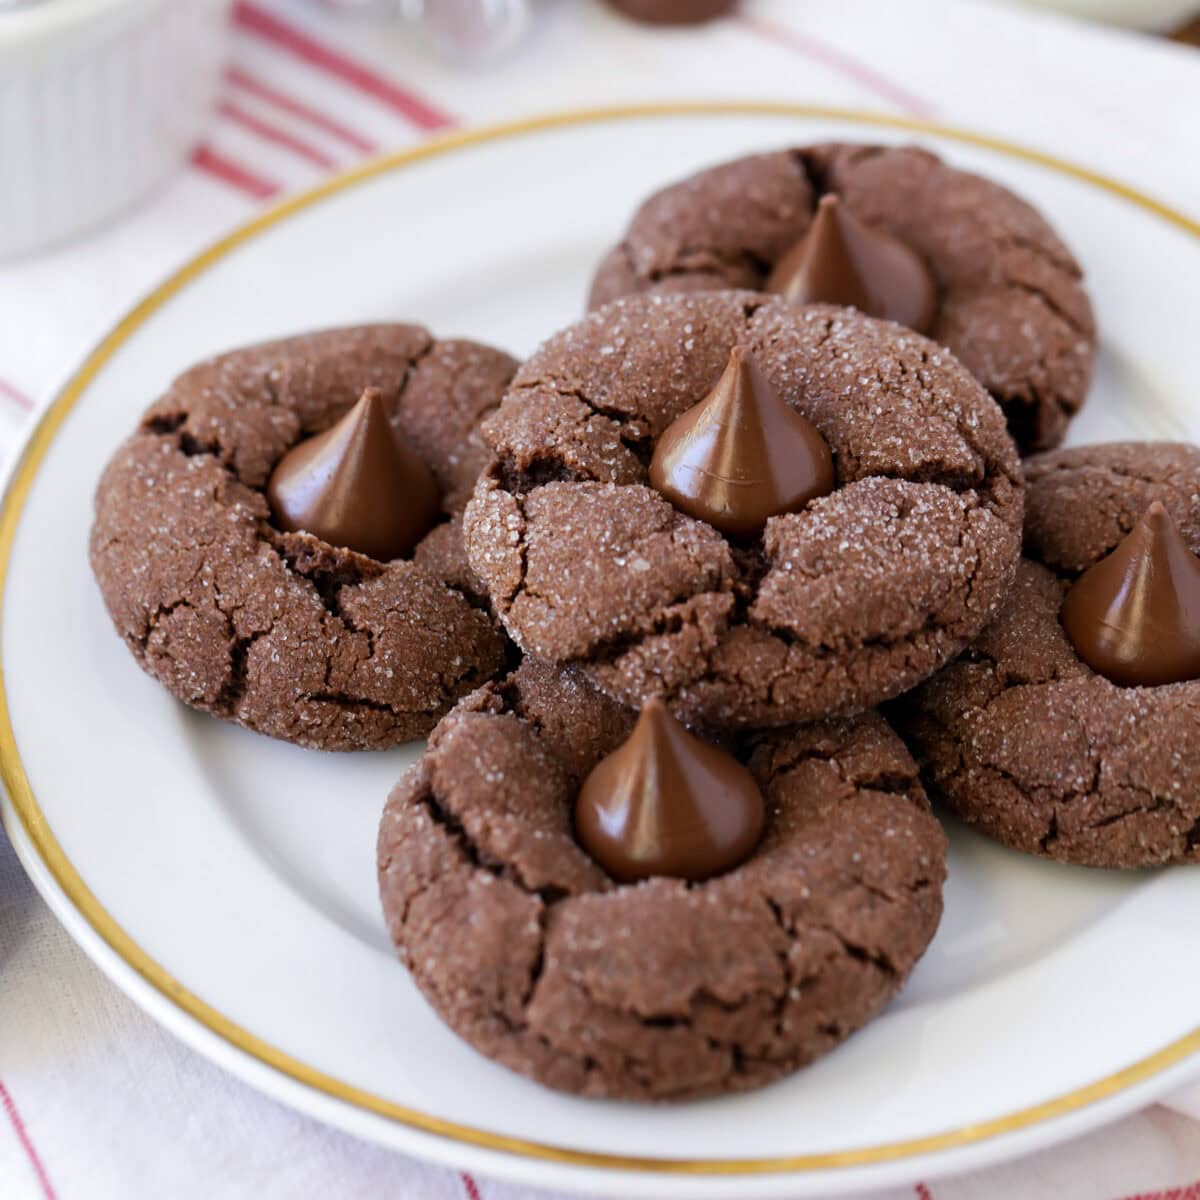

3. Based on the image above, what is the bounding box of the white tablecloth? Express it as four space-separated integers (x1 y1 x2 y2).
3 2 1200 1197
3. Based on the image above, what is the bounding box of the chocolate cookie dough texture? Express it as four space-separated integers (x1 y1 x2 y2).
897 442 1200 867
589 143 1097 452
465 291 1024 730
378 660 947 1100
91 325 516 751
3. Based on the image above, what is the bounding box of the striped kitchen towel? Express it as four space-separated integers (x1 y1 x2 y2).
3 2 1200 1197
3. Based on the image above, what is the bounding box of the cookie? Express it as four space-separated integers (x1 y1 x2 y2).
377 658 947 1100
589 143 1096 452
464 291 1023 731
91 325 514 751
896 442 1200 867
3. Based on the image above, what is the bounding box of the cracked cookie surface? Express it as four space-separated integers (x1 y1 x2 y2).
90 325 514 751
464 292 1023 730
588 143 1096 453
895 442 1200 867
377 658 947 1100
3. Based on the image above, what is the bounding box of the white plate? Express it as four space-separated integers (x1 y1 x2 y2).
3 104 1200 1199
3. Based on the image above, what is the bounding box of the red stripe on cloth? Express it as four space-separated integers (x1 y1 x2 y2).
233 1 456 132
218 98 340 169
915 1184 934 1200
0 376 32 411
736 15 937 119
225 66 379 154
460 1172 483 1200
1118 1182 1200 1200
190 145 282 201
0 1079 57 1200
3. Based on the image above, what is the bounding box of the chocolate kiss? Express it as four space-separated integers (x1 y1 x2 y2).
266 387 440 561
575 698 765 884
765 194 937 333
1061 501 1200 687
648 346 834 538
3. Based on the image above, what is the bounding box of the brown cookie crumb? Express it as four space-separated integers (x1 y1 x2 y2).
603 0 738 23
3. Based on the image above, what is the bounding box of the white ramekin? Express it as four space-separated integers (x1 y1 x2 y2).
1010 0 1197 30
0 0 233 259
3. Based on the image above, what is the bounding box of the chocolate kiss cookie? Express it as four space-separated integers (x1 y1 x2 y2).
377 659 947 1100
589 143 1097 452
464 292 1023 730
91 326 515 751
896 442 1200 868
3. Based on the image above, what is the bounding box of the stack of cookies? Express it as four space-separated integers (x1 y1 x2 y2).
90 143 1200 1102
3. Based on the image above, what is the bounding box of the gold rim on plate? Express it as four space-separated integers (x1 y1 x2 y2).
3 102 1200 1178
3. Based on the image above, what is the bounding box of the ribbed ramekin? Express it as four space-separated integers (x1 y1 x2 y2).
1011 0 1197 30
0 0 232 259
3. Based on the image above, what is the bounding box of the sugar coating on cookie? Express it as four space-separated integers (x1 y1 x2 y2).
377 659 947 1100
589 143 1096 452
896 442 1200 868
464 291 1024 730
91 325 515 751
